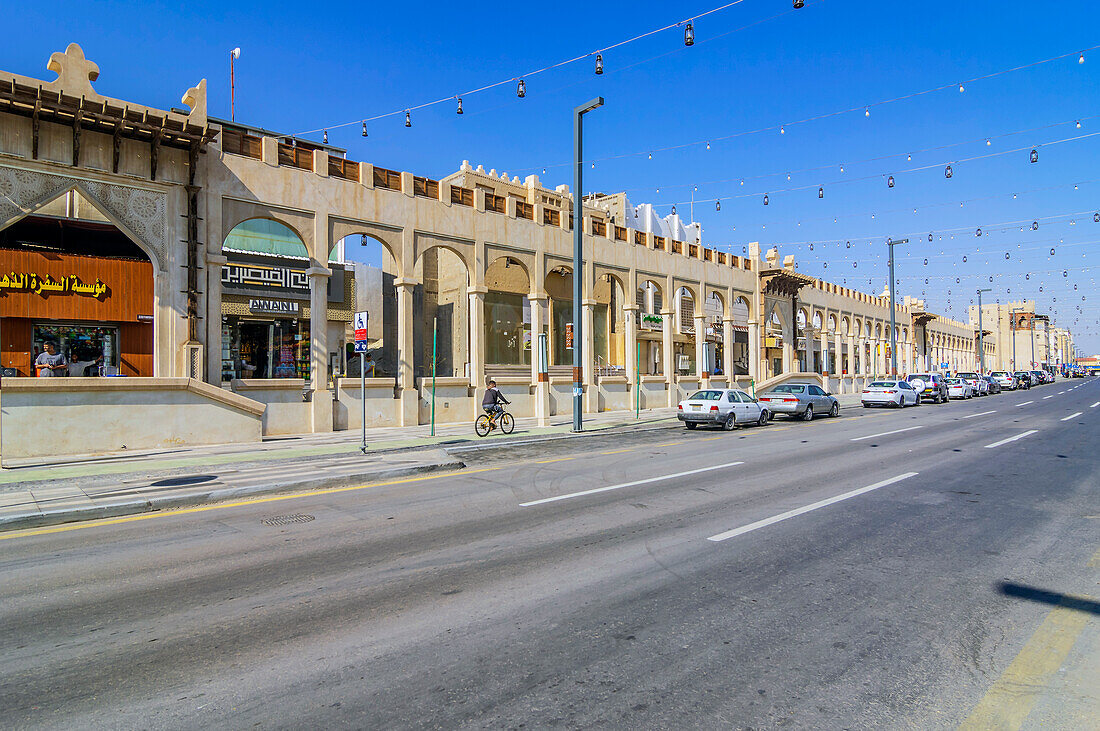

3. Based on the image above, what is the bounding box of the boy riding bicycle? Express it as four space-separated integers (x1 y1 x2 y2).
481 379 510 429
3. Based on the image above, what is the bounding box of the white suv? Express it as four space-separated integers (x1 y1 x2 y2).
990 371 1016 390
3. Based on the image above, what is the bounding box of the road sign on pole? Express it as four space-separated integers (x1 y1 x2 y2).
354 311 369 453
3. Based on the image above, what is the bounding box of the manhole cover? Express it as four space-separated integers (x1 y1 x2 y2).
261 514 316 527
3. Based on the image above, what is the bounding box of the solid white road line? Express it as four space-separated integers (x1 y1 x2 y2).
1091 402 1100 408
1016 401 1034 407
984 430 1039 449
707 472 919 542
850 425 924 442
1061 412 1083 421
961 410 996 419
1042 395 1054 400
519 461 745 506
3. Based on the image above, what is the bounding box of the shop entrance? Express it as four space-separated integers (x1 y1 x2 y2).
223 317 309 380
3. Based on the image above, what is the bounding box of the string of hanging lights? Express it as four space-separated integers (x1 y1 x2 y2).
514 43 1099 174
658 130 1100 210
630 115 1097 197
292 0 765 137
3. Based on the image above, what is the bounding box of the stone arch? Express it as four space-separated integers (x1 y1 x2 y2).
594 271 627 368
414 241 470 379
0 172 168 273
636 277 663 315
796 308 809 329
544 264 574 366
735 294 753 320
221 200 314 260
842 316 852 336
812 311 823 330
414 233 475 277
330 219 402 270
222 217 309 258
828 314 838 333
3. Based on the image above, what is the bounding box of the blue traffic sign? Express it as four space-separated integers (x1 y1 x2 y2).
354 341 369 352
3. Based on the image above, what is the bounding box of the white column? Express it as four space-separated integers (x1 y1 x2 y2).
307 265 333 433
722 318 735 386
468 287 486 389
662 307 675 406
529 293 550 426
748 320 761 384
695 314 708 386
582 300 597 413
624 304 639 405
395 279 418 426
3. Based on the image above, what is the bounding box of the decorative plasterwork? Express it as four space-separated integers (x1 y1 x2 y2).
0 164 168 270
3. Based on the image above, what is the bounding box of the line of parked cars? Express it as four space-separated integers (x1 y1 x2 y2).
862 368 1058 408
676 382 840 430
676 366 1063 430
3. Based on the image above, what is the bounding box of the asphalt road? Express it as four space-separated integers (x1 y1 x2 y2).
1 379 1098 729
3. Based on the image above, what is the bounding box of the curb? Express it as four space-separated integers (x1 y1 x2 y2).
441 419 680 454
0 457 464 533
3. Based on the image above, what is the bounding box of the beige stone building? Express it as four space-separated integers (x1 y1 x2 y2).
968 301 1075 371
0 43 1074 458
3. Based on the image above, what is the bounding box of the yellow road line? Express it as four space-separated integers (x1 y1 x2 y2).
958 597 1093 730
652 441 687 447
535 457 576 464
0 466 503 542
599 448 635 455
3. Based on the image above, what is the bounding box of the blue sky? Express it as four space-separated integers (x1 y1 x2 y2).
5 0 1099 354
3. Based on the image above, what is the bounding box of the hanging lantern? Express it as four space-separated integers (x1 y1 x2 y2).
1032 221 1039 231
976 228 982 237
809 243 814 251
323 129 328 144
928 233 933 242
853 262 858 268
958 83 965 93
684 20 695 46
517 79 526 98
1030 148 1038 163
671 205 677 215
361 121 368 137
818 186 824 198
780 126 785 135
846 241 851 249
888 176 895 188
963 256 967 263
1094 212 1099 223
456 97 463 114
923 258 928 265
793 0 805 7
595 53 604 75
405 110 412 127
1005 252 1010 259
945 165 953 178
763 194 769 205
864 107 870 117
715 200 721 212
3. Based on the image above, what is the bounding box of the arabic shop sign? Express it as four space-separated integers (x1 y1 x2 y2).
223 260 309 292
0 272 108 298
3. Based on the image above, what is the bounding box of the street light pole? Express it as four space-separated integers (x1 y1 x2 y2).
1010 307 1021 371
976 288 991 373
230 47 241 121
886 238 907 376
572 96 604 433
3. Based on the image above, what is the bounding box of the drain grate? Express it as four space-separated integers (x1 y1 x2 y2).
262 514 316 527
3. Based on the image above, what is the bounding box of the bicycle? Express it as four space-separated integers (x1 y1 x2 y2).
475 408 514 437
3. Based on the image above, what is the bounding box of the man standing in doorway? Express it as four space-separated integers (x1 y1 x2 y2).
35 342 67 377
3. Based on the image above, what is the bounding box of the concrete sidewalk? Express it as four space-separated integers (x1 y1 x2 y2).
0 408 680 531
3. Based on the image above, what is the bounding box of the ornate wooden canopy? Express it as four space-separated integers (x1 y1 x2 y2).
760 268 814 297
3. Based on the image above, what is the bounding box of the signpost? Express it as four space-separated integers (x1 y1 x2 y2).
354 311 369 453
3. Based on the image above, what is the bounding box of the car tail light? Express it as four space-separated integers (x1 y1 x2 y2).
710 405 719 411
885 390 896 394
678 404 683 410
783 397 798 402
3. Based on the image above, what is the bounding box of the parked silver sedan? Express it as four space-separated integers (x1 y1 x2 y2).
677 389 771 430
757 383 840 421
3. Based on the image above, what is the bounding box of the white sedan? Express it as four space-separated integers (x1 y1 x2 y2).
945 377 974 399
861 380 920 408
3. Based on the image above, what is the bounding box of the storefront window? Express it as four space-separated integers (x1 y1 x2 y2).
593 304 609 365
33 323 119 376
552 299 573 366
484 292 530 366
221 316 310 380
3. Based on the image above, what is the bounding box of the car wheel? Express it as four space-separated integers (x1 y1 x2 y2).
862 402 869 408
830 401 840 417
802 405 814 421
685 422 697 430
723 412 737 431
758 410 769 427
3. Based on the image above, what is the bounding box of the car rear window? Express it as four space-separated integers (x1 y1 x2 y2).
946 378 961 384
869 381 895 387
772 385 806 394
908 374 931 380
689 390 723 400
991 372 1006 377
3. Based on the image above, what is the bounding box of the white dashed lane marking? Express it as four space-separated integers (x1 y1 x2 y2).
1061 412 1083 421
984 430 1039 449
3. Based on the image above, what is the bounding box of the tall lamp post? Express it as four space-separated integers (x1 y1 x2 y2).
1010 306 1023 371
976 288 991 373
230 47 241 121
886 237 908 376
572 97 604 432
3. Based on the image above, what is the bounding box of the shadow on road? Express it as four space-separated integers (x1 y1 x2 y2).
998 580 1100 616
